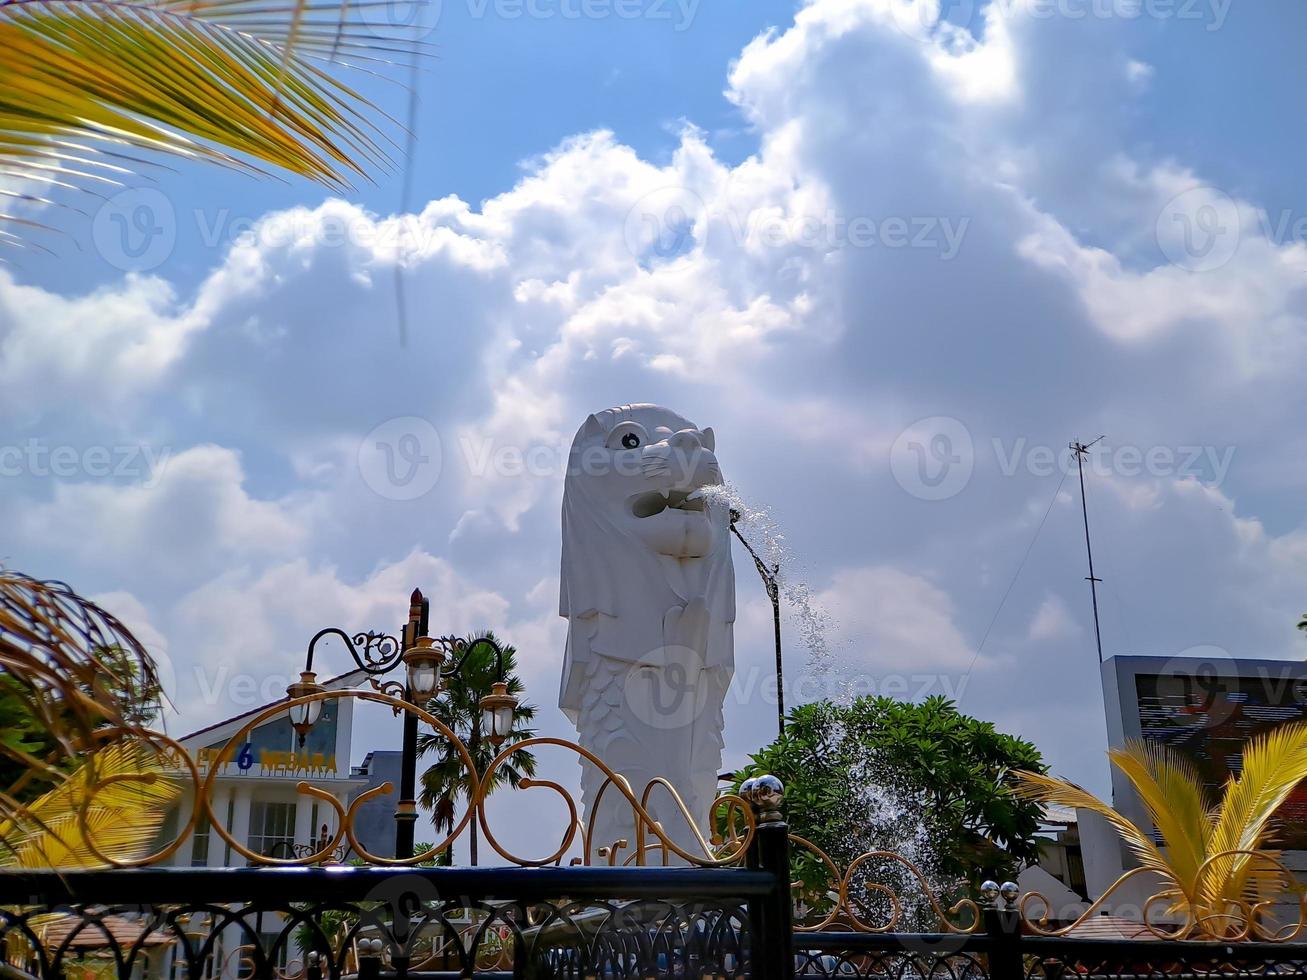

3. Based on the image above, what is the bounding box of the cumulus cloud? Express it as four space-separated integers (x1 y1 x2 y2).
13 445 308 592
816 565 976 672
1028 594 1079 642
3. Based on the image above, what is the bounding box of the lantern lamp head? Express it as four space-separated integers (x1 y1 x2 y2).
479 681 519 747
286 671 326 746
402 636 445 703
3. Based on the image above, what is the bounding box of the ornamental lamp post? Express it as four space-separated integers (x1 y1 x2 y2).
286 587 520 860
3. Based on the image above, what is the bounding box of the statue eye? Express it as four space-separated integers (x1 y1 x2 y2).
606 422 649 451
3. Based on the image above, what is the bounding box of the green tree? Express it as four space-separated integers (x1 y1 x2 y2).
416 632 536 866
729 696 1045 891
85 644 163 729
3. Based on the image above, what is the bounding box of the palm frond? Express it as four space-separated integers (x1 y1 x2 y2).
1013 769 1171 880
0 573 158 737
0 570 163 850
1108 741 1210 892
1204 722 1307 905
0 740 179 868
0 0 413 247
1023 725 1307 939
416 630 537 812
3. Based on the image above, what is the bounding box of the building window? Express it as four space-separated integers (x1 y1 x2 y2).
191 810 211 866
247 801 297 859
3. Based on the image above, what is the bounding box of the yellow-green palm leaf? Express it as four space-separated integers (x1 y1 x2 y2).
0 571 160 785
1108 740 1211 891
0 0 406 249
1017 723 1307 939
0 740 179 868
1203 722 1307 907
1013 767 1170 880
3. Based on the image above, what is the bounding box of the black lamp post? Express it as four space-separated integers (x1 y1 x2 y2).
729 509 784 740
288 588 518 860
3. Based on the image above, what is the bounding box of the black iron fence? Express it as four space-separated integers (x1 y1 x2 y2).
794 918 1307 979
0 864 769 979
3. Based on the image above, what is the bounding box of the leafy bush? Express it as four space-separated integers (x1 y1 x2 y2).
727 695 1045 902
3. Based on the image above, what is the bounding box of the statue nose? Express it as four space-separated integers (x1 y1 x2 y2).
670 429 702 452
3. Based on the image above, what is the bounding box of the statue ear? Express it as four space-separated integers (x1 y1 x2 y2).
579 413 606 446
701 426 715 452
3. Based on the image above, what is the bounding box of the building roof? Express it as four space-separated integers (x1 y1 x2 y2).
178 667 367 746
1041 804 1078 825
1059 915 1155 940
38 913 176 949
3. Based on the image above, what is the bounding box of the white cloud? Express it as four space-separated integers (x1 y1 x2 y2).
816 565 975 671
15 445 308 589
0 272 196 422
1028 594 1079 642
166 550 512 728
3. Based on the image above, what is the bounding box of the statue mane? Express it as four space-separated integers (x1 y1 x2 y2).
558 404 735 717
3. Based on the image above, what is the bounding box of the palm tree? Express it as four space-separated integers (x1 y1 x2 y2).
1016 723 1307 939
0 0 400 253
417 631 536 866
432 796 455 867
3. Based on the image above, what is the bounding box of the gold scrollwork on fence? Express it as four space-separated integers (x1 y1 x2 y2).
57 687 755 871
1020 848 1307 943
786 836 982 935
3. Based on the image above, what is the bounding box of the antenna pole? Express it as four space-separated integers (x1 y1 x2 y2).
1071 439 1105 663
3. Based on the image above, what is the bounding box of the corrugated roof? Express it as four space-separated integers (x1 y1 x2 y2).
1060 916 1154 940
37 914 176 949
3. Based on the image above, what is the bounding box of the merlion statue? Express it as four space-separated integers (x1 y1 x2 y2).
559 404 736 859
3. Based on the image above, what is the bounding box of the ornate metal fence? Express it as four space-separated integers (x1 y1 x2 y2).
0 865 768 979
10 812 1307 979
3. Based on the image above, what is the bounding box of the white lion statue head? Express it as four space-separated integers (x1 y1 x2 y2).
558 404 735 719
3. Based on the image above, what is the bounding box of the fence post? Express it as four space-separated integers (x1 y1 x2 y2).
357 938 384 980
743 775 795 980
981 880 1024 980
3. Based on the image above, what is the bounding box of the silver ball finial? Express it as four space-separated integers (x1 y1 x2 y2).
741 774 785 824
980 880 1000 906
999 881 1020 905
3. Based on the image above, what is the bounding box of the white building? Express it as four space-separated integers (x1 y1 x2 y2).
160 671 401 978
1078 654 1307 919
165 670 382 868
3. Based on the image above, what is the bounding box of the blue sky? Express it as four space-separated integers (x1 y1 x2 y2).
4 0 1307 859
